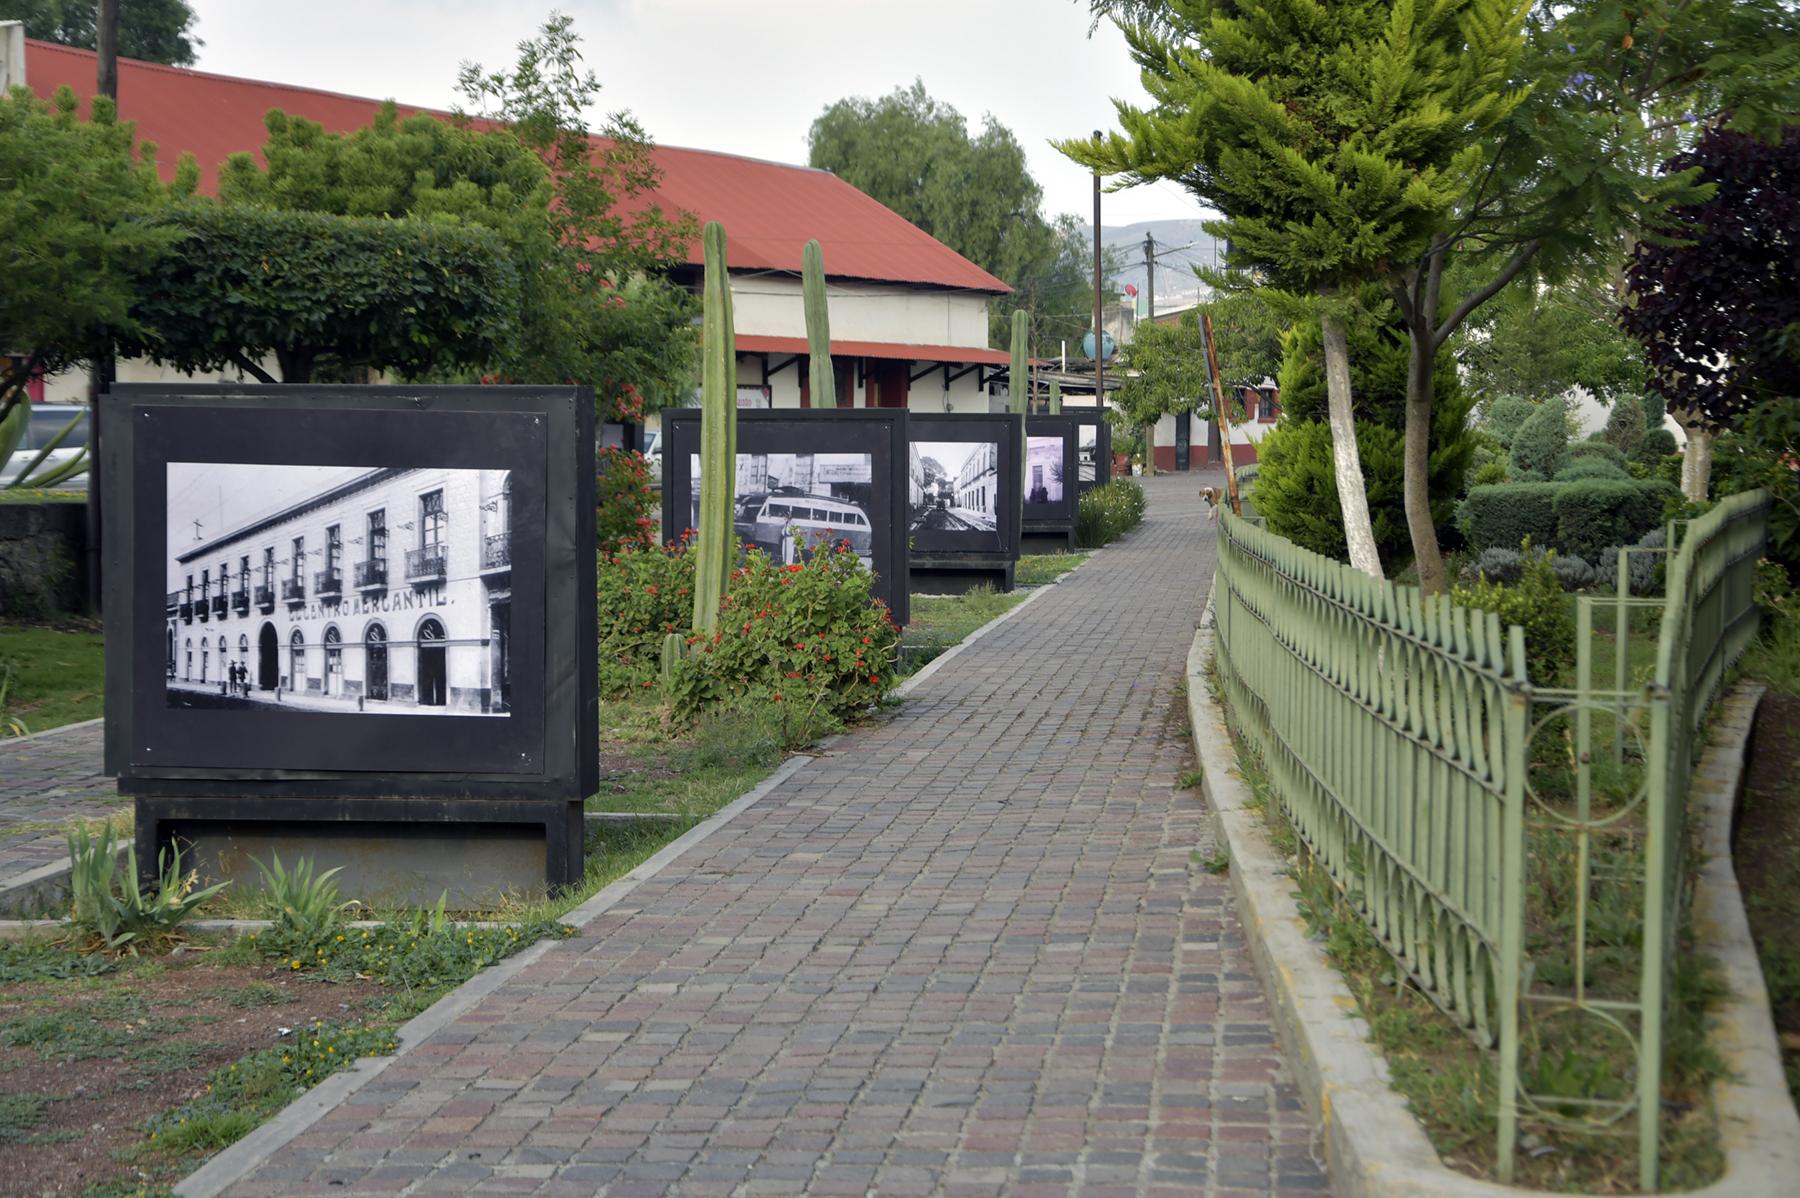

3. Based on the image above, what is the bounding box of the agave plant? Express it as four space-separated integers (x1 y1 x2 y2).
0 402 88 491
66 822 229 953
252 853 358 954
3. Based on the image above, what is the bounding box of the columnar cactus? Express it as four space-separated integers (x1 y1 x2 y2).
1047 380 1062 414
1009 309 1030 535
803 240 834 405
692 220 737 636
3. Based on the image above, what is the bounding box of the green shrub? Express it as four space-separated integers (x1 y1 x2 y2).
1509 400 1570 479
1567 440 1628 469
668 542 898 728
1453 544 1575 685
252 854 355 957
1635 427 1678 464
597 446 656 553
0 539 72 620
1554 456 1631 482
1482 396 1535 447
597 539 697 695
1469 458 1509 487
1552 478 1677 560
1075 479 1146 547
1459 478 1674 557
1603 397 1647 457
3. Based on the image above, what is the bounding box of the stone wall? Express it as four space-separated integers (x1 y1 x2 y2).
0 499 87 617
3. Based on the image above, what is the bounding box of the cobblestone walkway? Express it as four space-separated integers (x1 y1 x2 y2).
0 719 117 889
228 474 1327 1196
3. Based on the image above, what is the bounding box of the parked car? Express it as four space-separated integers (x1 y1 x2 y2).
1 403 89 490
642 430 662 485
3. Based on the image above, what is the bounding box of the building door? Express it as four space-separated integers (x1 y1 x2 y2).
1175 411 1191 471
489 602 510 713
165 628 174 677
323 626 343 696
258 624 277 690
365 624 388 702
417 617 446 707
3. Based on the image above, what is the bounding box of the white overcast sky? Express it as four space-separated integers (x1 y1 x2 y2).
183 0 1210 228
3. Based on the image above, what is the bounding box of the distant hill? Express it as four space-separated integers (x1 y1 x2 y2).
1101 219 1223 310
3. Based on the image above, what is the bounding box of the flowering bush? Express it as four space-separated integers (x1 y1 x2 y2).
669 542 899 726
597 447 657 553
597 536 696 694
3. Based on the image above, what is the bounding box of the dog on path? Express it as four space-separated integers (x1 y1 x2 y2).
1198 485 1223 524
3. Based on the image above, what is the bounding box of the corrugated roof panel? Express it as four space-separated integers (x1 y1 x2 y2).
22 40 1010 295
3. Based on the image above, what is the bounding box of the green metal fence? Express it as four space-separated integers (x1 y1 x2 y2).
1211 488 1770 1189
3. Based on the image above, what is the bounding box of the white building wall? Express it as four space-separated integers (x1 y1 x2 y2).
729 275 991 348
43 355 283 404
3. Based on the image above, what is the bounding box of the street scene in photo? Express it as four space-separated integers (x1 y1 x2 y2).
908 440 1000 534
165 462 515 716
690 451 876 569
1025 435 1066 507
1078 425 1099 483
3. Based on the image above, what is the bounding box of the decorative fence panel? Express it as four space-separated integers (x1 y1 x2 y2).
1211 486 1770 1189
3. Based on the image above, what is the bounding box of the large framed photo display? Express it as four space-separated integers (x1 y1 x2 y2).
906 412 1021 591
1022 415 1079 551
661 408 910 626
102 384 598 811
1069 410 1113 495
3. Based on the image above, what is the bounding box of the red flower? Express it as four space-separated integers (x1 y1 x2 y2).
772 692 784 702
868 675 880 684
787 564 804 573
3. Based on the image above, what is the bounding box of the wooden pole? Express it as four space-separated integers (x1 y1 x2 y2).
1202 311 1243 516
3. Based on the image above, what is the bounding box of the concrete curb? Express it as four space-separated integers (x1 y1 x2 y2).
1186 583 1799 1197
0 715 104 745
173 753 811 1198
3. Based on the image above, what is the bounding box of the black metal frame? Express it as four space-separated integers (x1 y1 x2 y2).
102 385 597 892
1066 410 1113 495
660 407 911 626
905 412 1021 590
1022 414 1079 542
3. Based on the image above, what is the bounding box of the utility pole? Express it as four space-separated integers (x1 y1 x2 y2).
1091 132 1104 419
85 0 119 616
1143 233 1156 324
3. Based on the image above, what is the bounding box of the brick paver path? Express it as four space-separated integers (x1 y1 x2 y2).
0 719 117 891
227 473 1327 1197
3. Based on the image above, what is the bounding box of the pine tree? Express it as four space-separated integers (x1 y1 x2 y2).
1061 0 1529 581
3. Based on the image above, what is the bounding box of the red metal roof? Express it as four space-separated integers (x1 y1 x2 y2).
22 40 1011 295
734 335 1010 366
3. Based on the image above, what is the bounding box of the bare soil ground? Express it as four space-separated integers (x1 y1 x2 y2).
0 949 385 1197
1735 689 1800 1100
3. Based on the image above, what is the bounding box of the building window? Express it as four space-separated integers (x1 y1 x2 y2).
323 625 343 696
420 490 445 549
369 509 386 560
184 638 192 681
326 525 341 574
291 538 304 582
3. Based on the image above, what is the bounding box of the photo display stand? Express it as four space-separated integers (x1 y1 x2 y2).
101 384 597 903
905 412 1022 594
1022 415 1080 554
661 408 911 626
1069 410 1113 497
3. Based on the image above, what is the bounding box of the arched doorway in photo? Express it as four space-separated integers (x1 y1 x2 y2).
258 623 277 690
417 617 446 707
365 623 388 702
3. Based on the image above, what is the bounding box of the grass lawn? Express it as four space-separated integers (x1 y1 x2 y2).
0 621 104 737
1016 552 1087 587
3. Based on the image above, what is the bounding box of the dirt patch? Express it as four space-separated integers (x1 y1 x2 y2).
599 742 682 785
1735 688 1800 1099
0 950 386 1197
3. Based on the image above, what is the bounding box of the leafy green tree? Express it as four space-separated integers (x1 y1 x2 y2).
1112 312 1212 475
1205 288 1294 391
0 85 176 425
1061 0 1528 583
1456 278 1645 405
124 206 520 384
0 0 200 66
808 80 1113 351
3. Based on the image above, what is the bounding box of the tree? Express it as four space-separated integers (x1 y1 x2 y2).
0 0 200 66
1456 277 1646 405
1603 397 1646 458
1621 125 1800 501
1509 400 1570 480
0 85 175 425
1062 0 1529 584
1204 287 1294 391
1112 313 1211 475
124 206 520 384
808 81 1113 351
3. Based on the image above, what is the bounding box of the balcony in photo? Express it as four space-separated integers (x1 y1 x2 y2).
314 568 343 597
407 545 447 585
481 532 510 573
283 578 305 606
355 558 387 591
256 584 275 612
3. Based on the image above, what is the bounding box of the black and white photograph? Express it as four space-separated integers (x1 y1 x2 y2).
1078 424 1099 483
908 441 1000 535
164 462 514 717
1026 435 1066 507
690 451 876 568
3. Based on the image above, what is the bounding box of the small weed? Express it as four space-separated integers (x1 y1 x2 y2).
205 982 294 1010
0 1093 49 1143
1192 848 1230 875
1177 769 1204 790
0 940 118 983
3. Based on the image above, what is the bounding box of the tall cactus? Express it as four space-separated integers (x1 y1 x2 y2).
1009 309 1030 537
803 240 834 406
692 220 737 636
1047 380 1062 414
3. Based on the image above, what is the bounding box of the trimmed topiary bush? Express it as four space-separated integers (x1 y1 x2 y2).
1551 478 1677 560
1460 482 1560 552
1567 440 1628 469
1482 396 1535 447
1509 400 1569 479
1603 397 1647 457
1554 456 1631 482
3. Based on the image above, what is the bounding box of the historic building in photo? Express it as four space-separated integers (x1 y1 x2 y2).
165 467 512 715
954 442 998 519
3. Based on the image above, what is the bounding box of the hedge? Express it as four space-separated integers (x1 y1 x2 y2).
1458 478 1677 557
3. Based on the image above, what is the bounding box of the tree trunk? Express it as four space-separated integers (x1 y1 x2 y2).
1679 416 1713 502
1320 311 1383 578
1403 321 1447 595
